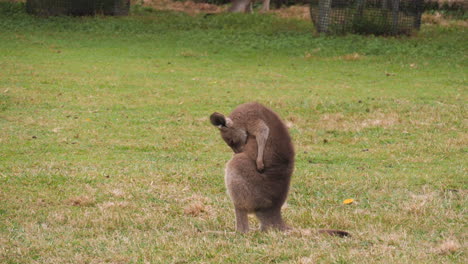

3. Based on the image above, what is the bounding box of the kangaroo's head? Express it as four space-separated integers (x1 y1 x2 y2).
210 112 247 154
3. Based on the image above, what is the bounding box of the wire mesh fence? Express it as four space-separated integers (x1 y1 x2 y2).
26 0 130 16
309 0 424 35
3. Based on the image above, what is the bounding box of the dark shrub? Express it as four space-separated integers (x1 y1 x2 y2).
26 0 130 16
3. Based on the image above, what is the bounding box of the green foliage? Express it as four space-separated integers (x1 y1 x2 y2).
0 1 25 15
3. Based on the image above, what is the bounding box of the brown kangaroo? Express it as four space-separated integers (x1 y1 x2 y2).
210 102 349 237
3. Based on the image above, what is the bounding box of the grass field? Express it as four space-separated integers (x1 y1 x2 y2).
0 2 467 263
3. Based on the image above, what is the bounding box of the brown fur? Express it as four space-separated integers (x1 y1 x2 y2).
210 102 349 237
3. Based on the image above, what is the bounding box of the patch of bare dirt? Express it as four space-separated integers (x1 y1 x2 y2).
270 5 311 21
422 12 468 27
140 0 225 15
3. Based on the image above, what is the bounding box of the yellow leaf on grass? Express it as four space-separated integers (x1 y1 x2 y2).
343 199 354 205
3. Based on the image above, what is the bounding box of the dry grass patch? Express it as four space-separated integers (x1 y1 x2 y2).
184 200 207 216
445 133 468 148
318 112 400 132
341 52 364 61
182 194 215 217
297 256 315 264
435 239 462 255
66 195 95 207
403 192 437 216
109 188 126 198
98 201 131 210
285 114 305 129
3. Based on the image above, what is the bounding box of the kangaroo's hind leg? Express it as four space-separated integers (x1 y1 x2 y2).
255 208 289 232
234 208 249 233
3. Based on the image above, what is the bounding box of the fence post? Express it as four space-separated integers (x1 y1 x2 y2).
413 0 423 29
392 0 400 34
318 0 332 33
356 0 366 18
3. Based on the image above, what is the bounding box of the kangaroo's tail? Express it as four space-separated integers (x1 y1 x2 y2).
318 229 351 237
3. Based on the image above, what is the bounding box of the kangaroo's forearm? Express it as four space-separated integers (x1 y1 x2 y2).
255 121 269 171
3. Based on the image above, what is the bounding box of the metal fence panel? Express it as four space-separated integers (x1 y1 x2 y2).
310 0 424 35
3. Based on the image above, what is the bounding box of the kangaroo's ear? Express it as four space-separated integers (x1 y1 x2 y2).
210 112 226 127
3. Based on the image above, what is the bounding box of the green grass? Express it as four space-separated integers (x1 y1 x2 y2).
0 2 467 263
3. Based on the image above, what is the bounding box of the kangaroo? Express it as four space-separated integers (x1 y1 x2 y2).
210 102 349 237
228 0 271 13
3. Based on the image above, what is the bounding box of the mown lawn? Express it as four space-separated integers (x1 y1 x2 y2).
0 3 466 263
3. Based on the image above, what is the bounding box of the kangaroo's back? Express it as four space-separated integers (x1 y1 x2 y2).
230 102 295 172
